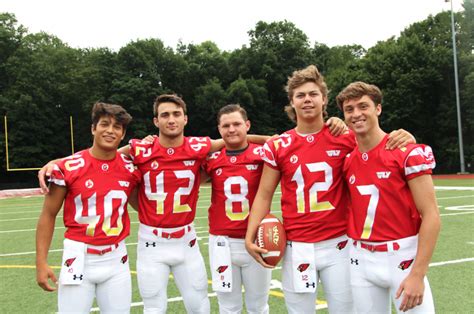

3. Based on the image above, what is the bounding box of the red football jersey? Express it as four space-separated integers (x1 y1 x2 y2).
343 135 436 241
203 143 264 238
261 126 356 242
129 136 211 228
50 149 141 245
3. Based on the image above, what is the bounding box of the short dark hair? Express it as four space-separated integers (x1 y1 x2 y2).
91 102 132 130
217 104 248 124
153 94 187 117
336 81 383 110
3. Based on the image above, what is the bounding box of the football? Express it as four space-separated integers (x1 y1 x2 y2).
256 214 287 266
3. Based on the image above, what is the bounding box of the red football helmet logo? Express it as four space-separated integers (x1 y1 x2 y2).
398 259 414 270
216 266 229 274
297 263 310 272
336 240 348 250
64 257 76 267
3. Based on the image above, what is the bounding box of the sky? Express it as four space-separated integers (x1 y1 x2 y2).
1 0 464 52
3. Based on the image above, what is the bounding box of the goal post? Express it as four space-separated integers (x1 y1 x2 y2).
3 115 75 171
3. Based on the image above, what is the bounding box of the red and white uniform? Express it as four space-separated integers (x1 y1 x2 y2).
261 126 356 313
344 135 436 314
129 136 211 227
344 135 436 241
50 149 140 314
51 149 140 245
129 137 211 314
261 127 355 242
204 144 271 314
203 143 264 238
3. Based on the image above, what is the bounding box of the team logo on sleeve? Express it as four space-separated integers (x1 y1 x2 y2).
398 259 414 270
336 240 348 250
297 263 310 272
290 155 298 164
64 257 76 267
216 265 229 273
216 168 222 176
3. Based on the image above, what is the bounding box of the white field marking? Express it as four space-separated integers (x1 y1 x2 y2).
0 209 467 234
439 212 474 217
437 195 474 201
91 293 219 312
0 234 211 257
435 186 474 191
0 210 42 215
467 242 474 245
0 215 63 222
445 205 474 211
429 257 474 267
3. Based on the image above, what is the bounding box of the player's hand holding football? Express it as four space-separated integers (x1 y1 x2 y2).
395 272 425 312
36 263 57 292
245 241 274 269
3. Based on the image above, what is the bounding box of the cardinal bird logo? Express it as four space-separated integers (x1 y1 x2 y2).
297 263 310 272
398 259 414 270
64 257 76 267
216 266 229 274
121 255 128 264
336 240 348 250
189 238 197 247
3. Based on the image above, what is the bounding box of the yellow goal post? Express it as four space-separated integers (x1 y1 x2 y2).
3 115 75 171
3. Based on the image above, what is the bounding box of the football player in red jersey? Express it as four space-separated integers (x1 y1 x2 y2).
36 103 141 313
245 65 416 313
123 94 221 313
202 104 271 314
337 82 440 313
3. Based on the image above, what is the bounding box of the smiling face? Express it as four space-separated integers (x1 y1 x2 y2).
91 115 125 152
218 111 250 150
342 95 381 136
153 102 188 140
290 81 327 123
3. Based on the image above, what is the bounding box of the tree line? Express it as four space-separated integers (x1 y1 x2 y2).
0 3 472 187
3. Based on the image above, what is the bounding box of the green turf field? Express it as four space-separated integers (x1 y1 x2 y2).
0 178 473 313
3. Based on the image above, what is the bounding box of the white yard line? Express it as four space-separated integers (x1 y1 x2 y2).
88 256 474 312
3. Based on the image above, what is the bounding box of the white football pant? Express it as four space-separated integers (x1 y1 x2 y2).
209 235 271 314
282 235 354 314
58 241 131 314
349 235 435 314
137 223 210 314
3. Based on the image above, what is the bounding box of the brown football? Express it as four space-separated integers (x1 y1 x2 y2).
256 213 287 266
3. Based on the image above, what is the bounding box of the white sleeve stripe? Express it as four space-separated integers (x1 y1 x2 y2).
405 162 436 176
50 178 66 186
